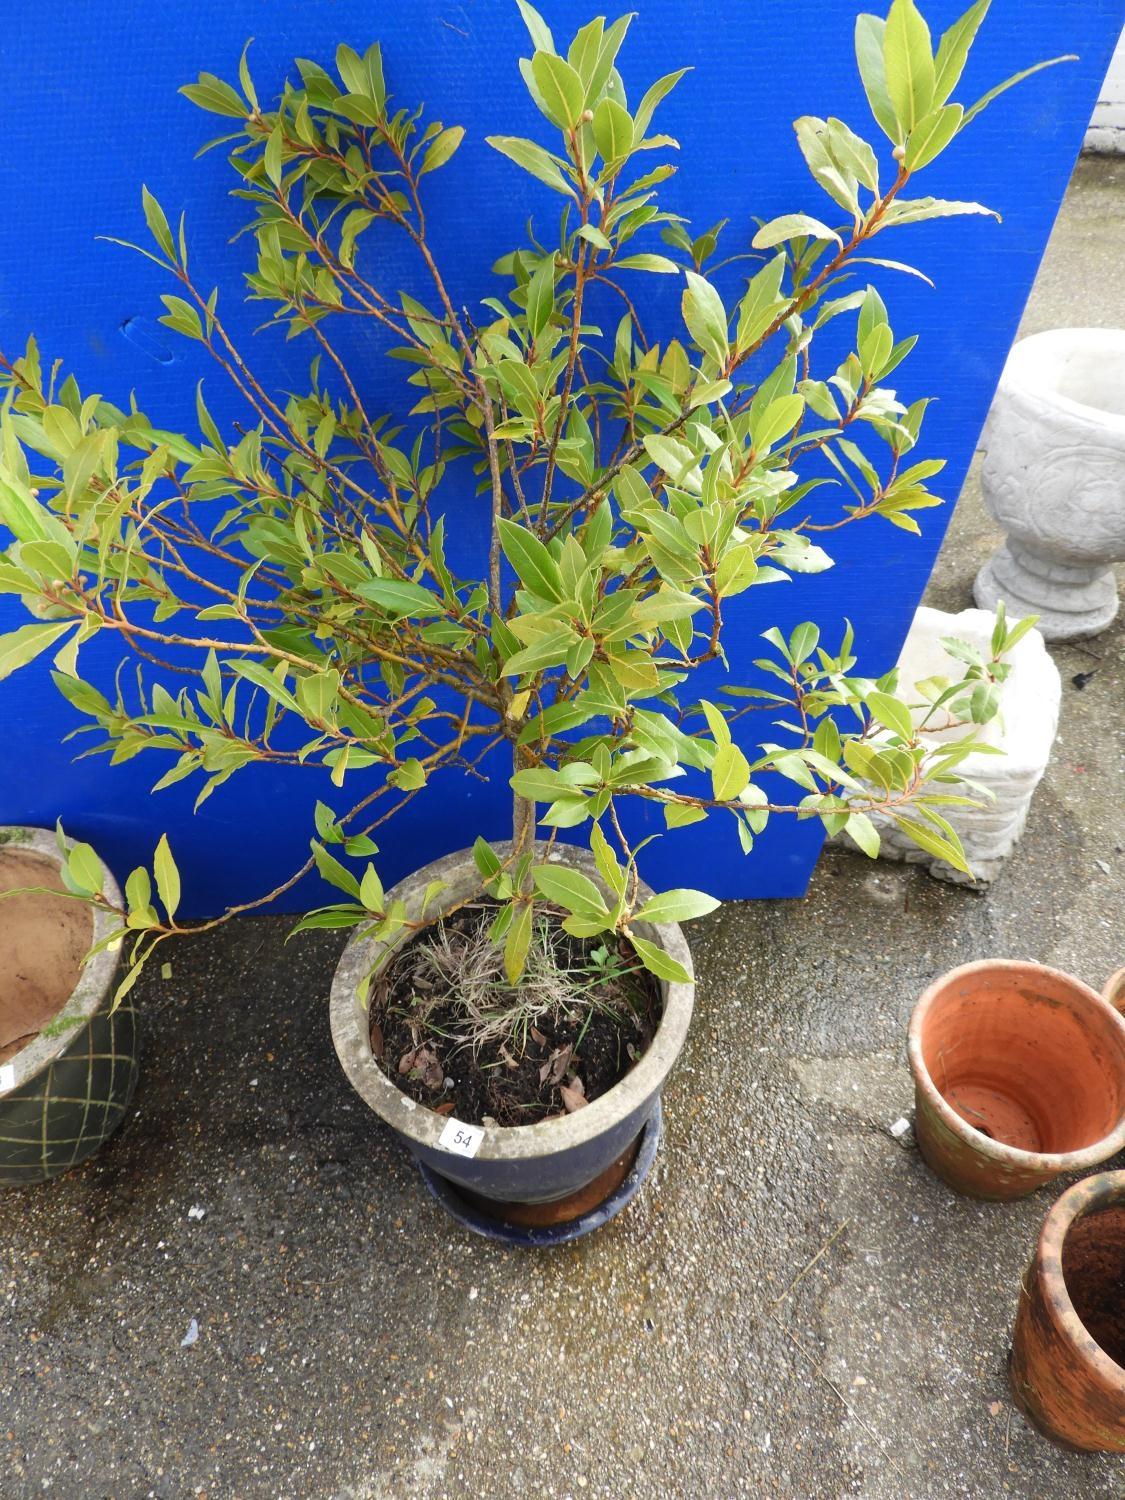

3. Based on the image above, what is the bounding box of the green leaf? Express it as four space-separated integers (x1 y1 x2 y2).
516 1 555 55
613 253 681 274
752 214 842 250
531 51 586 129
237 39 258 110
499 518 563 600
868 690 915 741
932 0 990 105
125 866 152 916
141 186 176 261
855 14 902 143
472 836 502 883
263 126 284 187
0 621 73 679
311 840 362 899
826 117 881 194
632 69 689 139
794 117 859 213
504 902 534 985
486 136 574 195
845 811 881 858
532 864 608 917
153 833 181 921
593 97 633 162
627 933 690 984
356 578 444 616
905 102 963 171
66 842 103 896
336 42 385 110
418 125 465 177
890 814 972 876
359 863 384 913
962 56 1076 127
525 255 556 338
680 270 729 365
179 72 247 119
883 0 935 134
877 196 998 227
388 757 427 790
634 888 720 924
712 742 750 802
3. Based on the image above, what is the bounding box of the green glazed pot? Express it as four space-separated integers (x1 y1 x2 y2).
0 827 137 1187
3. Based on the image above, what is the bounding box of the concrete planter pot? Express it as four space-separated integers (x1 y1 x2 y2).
975 328 1125 640
330 843 694 1243
1009 1171 1125 1452
908 960 1125 1200
866 606 1059 886
0 827 137 1188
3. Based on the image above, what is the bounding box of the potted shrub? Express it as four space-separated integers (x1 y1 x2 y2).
0 2 1062 1234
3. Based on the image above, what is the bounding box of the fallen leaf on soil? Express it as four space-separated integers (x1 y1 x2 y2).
370 1021 385 1061
530 1026 547 1046
539 1045 572 1087
559 1076 587 1113
398 1046 444 1089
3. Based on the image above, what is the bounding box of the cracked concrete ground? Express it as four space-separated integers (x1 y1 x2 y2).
2 157 1124 1499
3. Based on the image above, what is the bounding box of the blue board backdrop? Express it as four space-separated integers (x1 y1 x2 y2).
0 1 1119 916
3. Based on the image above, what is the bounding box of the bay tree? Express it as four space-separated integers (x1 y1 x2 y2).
0 0 1067 1000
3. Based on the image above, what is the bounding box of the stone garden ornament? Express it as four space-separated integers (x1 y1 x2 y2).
975 328 1125 640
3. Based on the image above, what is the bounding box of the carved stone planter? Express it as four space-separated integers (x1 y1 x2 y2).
974 328 1125 640
866 606 1059 886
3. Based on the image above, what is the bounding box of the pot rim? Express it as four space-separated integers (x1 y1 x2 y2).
1003 327 1125 439
1035 1170 1125 1394
907 958 1125 1173
0 826 121 1096
329 841 695 1163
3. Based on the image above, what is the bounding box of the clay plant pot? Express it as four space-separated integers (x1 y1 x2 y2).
0 827 137 1187
908 959 1125 1200
1009 1171 1125 1452
330 842 693 1245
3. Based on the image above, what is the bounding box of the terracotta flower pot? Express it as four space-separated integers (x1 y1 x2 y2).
1009 1171 1125 1452
907 960 1125 1199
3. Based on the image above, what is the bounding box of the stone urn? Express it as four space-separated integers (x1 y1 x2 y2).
974 328 1125 640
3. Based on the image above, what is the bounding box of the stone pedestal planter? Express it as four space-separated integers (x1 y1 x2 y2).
974 328 1125 640
330 842 693 1244
867 606 1059 886
0 827 137 1187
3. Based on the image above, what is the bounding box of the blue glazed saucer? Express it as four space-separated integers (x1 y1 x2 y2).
416 1099 663 1247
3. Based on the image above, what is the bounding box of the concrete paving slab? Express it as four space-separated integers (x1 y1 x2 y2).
1 158 1123 1499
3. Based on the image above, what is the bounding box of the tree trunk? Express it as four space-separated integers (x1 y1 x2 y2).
511 744 536 860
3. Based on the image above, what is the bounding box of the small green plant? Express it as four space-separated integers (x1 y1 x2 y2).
910 601 1040 733
0 1 1068 1003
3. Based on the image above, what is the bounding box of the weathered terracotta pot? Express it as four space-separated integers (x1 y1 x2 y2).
1009 1171 1125 1452
908 960 1125 1199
